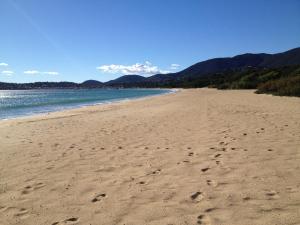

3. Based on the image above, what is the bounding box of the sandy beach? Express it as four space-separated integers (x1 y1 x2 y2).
0 88 299 225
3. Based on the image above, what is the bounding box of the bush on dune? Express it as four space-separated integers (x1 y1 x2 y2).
256 75 300 97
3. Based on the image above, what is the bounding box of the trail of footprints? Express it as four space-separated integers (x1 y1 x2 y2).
188 128 254 224
10 137 283 225
0 206 29 219
193 127 284 224
0 182 46 222
50 192 107 225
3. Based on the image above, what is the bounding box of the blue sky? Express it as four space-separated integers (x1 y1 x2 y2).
0 0 300 83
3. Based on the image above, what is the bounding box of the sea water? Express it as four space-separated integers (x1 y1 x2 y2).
0 89 171 120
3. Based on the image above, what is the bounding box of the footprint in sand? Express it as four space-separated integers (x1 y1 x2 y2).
197 214 211 224
14 208 28 217
188 152 194 156
0 206 7 212
221 147 226 151
201 167 210 172
204 208 217 213
91 193 106 202
148 169 161 175
1 207 29 219
52 217 80 225
265 190 280 200
21 182 45 194
53 143 60 147
214 153 221 158
190 191 204 202
243 196 251 201
206 180 218 187
64 217 79 224
286 186 298 193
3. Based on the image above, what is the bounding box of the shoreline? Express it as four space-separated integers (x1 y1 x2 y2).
0 88 299 225
0 88 178 122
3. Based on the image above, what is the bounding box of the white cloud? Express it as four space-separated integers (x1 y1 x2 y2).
1 70 14 75
43 71 59 75
24 70 40 75
0 62 8 67
170 63 180 70
97 61 170 75
24 70 59 75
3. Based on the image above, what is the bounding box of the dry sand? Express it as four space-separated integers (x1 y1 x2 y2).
0 88 299 225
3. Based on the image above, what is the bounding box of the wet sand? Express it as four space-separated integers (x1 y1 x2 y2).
0 88 299 225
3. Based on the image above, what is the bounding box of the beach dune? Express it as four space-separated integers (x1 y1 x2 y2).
0 88 299 225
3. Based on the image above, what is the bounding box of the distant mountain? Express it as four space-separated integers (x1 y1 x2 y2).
103 47 300 86
106 75 146 86
259 47 300 68
80 80 104 88
148 47 300 82
0 81 79 90
146 73 177 83
0 80 104 90
99 47 300 97
0 47 299 92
